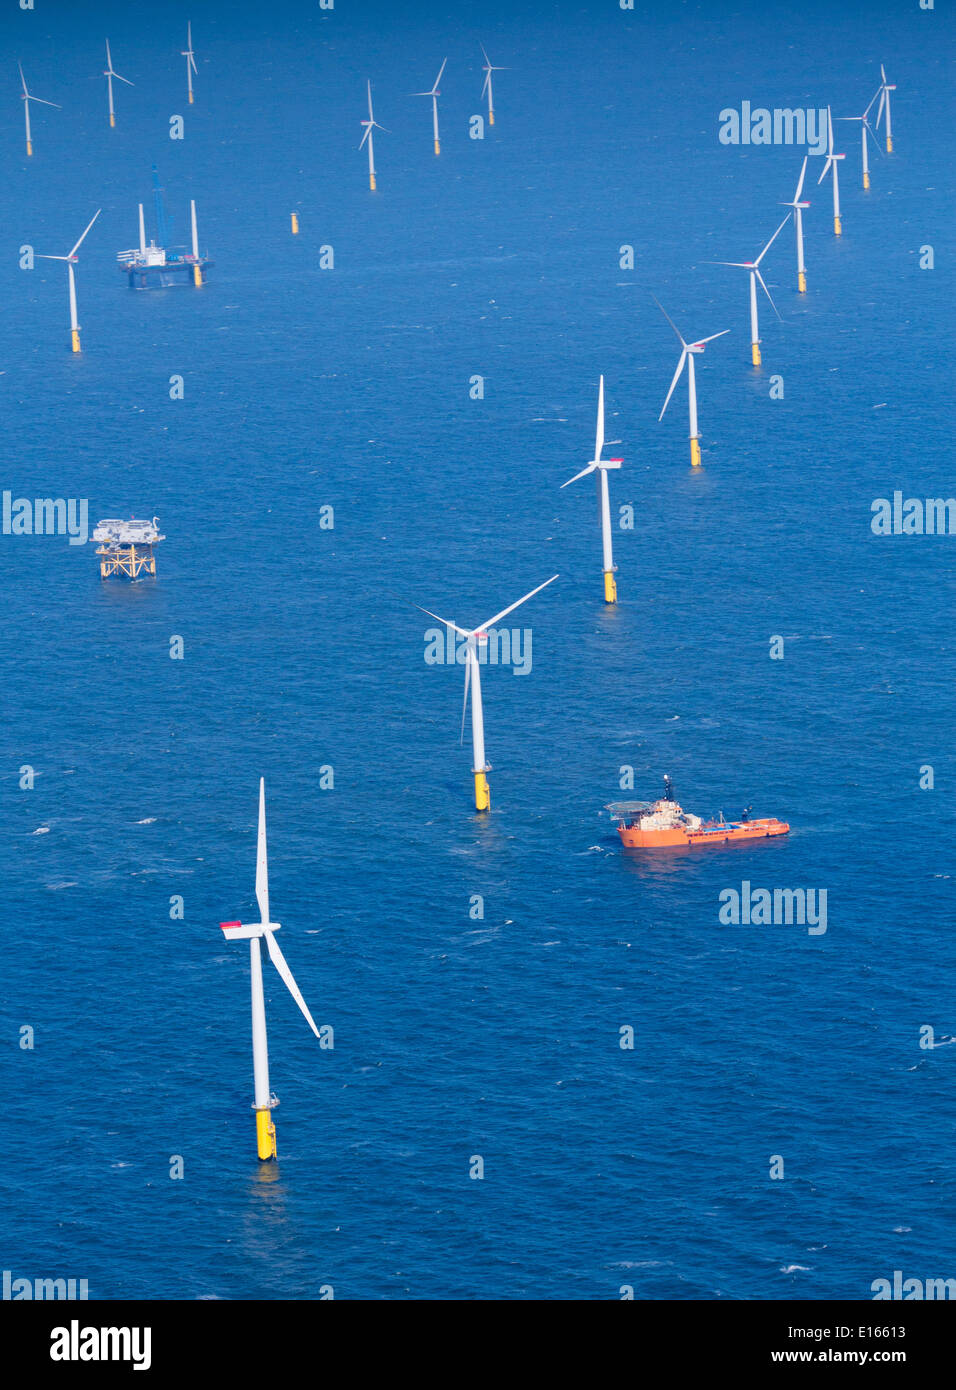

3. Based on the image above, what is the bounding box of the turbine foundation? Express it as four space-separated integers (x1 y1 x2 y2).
751 342 762 367
110 113 115 129
863 171 870 190
473 771 490 812
96 542 158 579
886 136 893 153
291 212 299 235
434 139 440 155
798 270 807 294
71 329 81 354
26 140 33 157
603 571 617 604
488 110 495 126
188 92 194 105
192 264 203 287
834 215 842 236
256 1108 277 1162
690 437 702 469
369 172 376 192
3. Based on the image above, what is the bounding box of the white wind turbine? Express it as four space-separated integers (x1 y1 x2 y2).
220 779 321 1162
817 106 845 236
182 22 198 105
711 213 790 366
840 90 881 188
18 62 60 158
781 156 811 293
36 209 101 354
413 575 559 811
359 80 387 191
103 39 133 127
480 44 507 127
560 376 623 604
875 63 896 153
655 298 729 468
414 58 447 155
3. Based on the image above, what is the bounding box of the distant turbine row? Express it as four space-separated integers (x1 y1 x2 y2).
16 22 198 154
360 45 506 189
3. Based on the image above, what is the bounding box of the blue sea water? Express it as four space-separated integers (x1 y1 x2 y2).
2 0 954 1300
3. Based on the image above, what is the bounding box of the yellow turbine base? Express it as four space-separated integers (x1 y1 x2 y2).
26 140 33 157
834 216 842 236
193 265 202 287
690 437 702 468
71 329 81 354
110 113 115 128
474 771 490 812
751 342 761 366
863 171 870 190
291 213 299 235
369 172 376 191
798 270 807 294
489 111 495 126
188 92 194 104
256 1108 277 1161
886 136 893 153
603 571 617 604
434 139 440 155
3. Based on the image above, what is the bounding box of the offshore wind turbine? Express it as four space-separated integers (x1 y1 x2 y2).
414 58 447 154
413 576 559 811
710 214 790 366
480 45 507 127
219 780 321 1162
35 210 101 354
781 157 811 293
359 80 387 190
875 63 896 152
102 40 133 127
182 22 198 104
817 106 845 235
560 376 623 604
18 62 60 157
654 298 729 468
840 90 881 189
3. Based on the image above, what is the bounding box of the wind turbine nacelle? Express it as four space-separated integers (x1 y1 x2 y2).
220 920 281 940
603 459 623 469
688 343 707 354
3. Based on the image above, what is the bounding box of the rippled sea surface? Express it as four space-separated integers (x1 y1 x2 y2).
2 0 954 1299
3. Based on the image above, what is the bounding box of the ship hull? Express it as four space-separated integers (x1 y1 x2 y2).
122 259 213 289
618 817 789 848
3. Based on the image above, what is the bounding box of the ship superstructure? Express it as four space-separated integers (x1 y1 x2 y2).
93 516 165 578
117 168 211 289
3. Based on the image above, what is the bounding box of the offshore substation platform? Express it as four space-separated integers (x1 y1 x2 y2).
93 517 165 578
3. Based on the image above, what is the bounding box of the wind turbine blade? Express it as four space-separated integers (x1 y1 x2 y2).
709 260 750 267
35 254 69 260
460 657 470 745
480 71 490 98
359 126 371 149
434 57 447 87
863 118 882 155
863 86 882 121
412 603 471 639
265 931 321 1038
367 79 374 120
18 61 28 96
696 329 730 345
881 62 887 83
755 268 781 321
659 350 687 420
106 39 112 67
817 157 832 185
595 375 605 459
114 73 133 86
480 43 492 65
794 155 808 202
255 778 269 923
30 96 61 108
68 209 101 259
875 88 886 129
476 574 559 633
190 54 198 74
827 105 834 152
560 463 598 489
755 213 792 264
652 295 687 348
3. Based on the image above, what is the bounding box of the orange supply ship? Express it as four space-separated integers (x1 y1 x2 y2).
607 777 789 849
